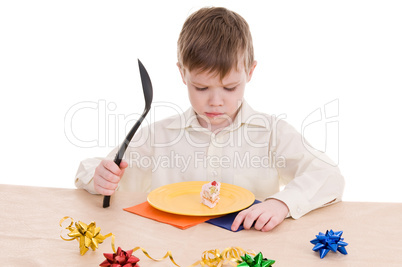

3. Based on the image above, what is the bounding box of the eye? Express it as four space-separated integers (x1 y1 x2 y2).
224 86 236 91
195 87 208 91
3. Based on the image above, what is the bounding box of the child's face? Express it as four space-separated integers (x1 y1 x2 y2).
178 62 257 132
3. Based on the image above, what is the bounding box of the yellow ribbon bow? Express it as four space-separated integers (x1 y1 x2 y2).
60 217 256 266
60 216 115 255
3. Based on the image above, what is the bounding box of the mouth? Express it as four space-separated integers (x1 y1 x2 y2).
205 112 224 118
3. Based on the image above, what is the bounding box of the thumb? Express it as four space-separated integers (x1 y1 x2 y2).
119 160 129 169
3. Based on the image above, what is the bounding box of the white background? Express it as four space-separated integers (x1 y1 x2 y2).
1 1 401 202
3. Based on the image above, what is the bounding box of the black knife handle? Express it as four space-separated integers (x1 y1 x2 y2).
103 195 111 208
102 156 123 208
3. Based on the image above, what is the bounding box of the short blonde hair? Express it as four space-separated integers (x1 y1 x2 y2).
177 7 254 79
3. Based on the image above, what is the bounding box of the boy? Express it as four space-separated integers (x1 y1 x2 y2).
75 7 344 232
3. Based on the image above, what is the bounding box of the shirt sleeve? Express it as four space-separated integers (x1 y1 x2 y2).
74 150 117 194
267 119 345 219
74 124 153 194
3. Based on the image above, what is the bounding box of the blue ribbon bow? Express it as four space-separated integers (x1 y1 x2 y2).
310 230 348 258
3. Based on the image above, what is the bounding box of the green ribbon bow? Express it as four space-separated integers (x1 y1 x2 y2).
238 252 275 267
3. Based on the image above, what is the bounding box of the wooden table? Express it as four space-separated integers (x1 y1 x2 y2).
1 184 401 266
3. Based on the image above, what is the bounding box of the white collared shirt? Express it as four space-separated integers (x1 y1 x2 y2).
75 100 344 219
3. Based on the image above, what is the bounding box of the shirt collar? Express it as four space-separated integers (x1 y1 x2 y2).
165 106 202 129
236 100 271 129
165 100 270 131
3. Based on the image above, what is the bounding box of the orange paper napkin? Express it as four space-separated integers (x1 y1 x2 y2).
124 202 218 229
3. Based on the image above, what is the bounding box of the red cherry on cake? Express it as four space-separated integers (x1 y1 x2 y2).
211 181 217 186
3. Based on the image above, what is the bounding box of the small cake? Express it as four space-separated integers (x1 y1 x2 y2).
200 181 221 208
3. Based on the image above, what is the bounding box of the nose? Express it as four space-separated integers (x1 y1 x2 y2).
208 89 223 106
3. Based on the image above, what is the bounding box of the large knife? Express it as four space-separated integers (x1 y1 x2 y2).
103 59 153 208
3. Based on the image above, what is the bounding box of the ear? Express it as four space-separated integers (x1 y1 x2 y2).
246 60 257 82
177 62 187 85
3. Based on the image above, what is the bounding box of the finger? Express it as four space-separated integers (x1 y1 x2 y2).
94 172 119 189
253 213 272 231
97 165 121 183
94 179 116 196
261 216 282 232
231 209 249 231
103 160 122 175
242 209 263 230
95 185 115 196
94 183 114 196
119 160 128 169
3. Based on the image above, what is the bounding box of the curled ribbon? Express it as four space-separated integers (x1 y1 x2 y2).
99 246 254 267
189 247 256 267
60 216 115 255
60 217 262 266
131 246 180 266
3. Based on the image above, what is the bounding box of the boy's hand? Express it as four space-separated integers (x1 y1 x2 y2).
93 160 128 195
231 199 289 232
